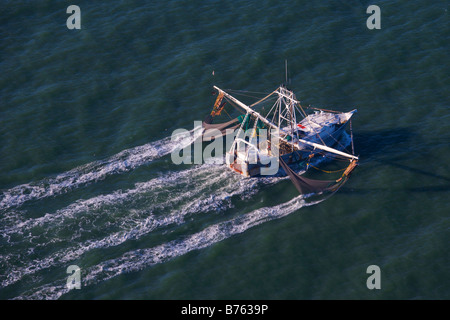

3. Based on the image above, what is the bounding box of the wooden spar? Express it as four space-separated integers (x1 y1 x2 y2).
213 86 277 131
301 139 358 160
213 86 359 161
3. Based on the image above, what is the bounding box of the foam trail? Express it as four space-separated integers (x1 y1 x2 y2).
0 127 202 210
15 194 322 300
0 162 279 288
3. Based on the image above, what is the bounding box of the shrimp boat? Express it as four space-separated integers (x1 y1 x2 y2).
202 82 359 195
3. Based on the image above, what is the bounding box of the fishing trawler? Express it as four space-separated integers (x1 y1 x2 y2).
202 77 359 195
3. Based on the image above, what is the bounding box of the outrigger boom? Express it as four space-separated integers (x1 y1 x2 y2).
213 86 359 161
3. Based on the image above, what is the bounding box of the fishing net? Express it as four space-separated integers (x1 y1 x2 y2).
202 118 240 141
279 157 356 195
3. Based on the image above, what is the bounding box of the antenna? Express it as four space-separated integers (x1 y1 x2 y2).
285 59 288 85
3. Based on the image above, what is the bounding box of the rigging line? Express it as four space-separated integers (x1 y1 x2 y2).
304 106 341 114
294 104 308 119
224 98 246 114
226 89 272 95
309 164 347 174
302 113 327 146
299 105 308 119
225 89 278 105
271 98 280 126
264 99 278 121
228 92 270 100
223 107 233 120
249 91 278 108
293 99 308 119
316 122 352 154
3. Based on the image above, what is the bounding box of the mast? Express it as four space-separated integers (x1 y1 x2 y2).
213 86 359 161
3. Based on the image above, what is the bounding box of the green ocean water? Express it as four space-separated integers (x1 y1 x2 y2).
0 0 449 300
